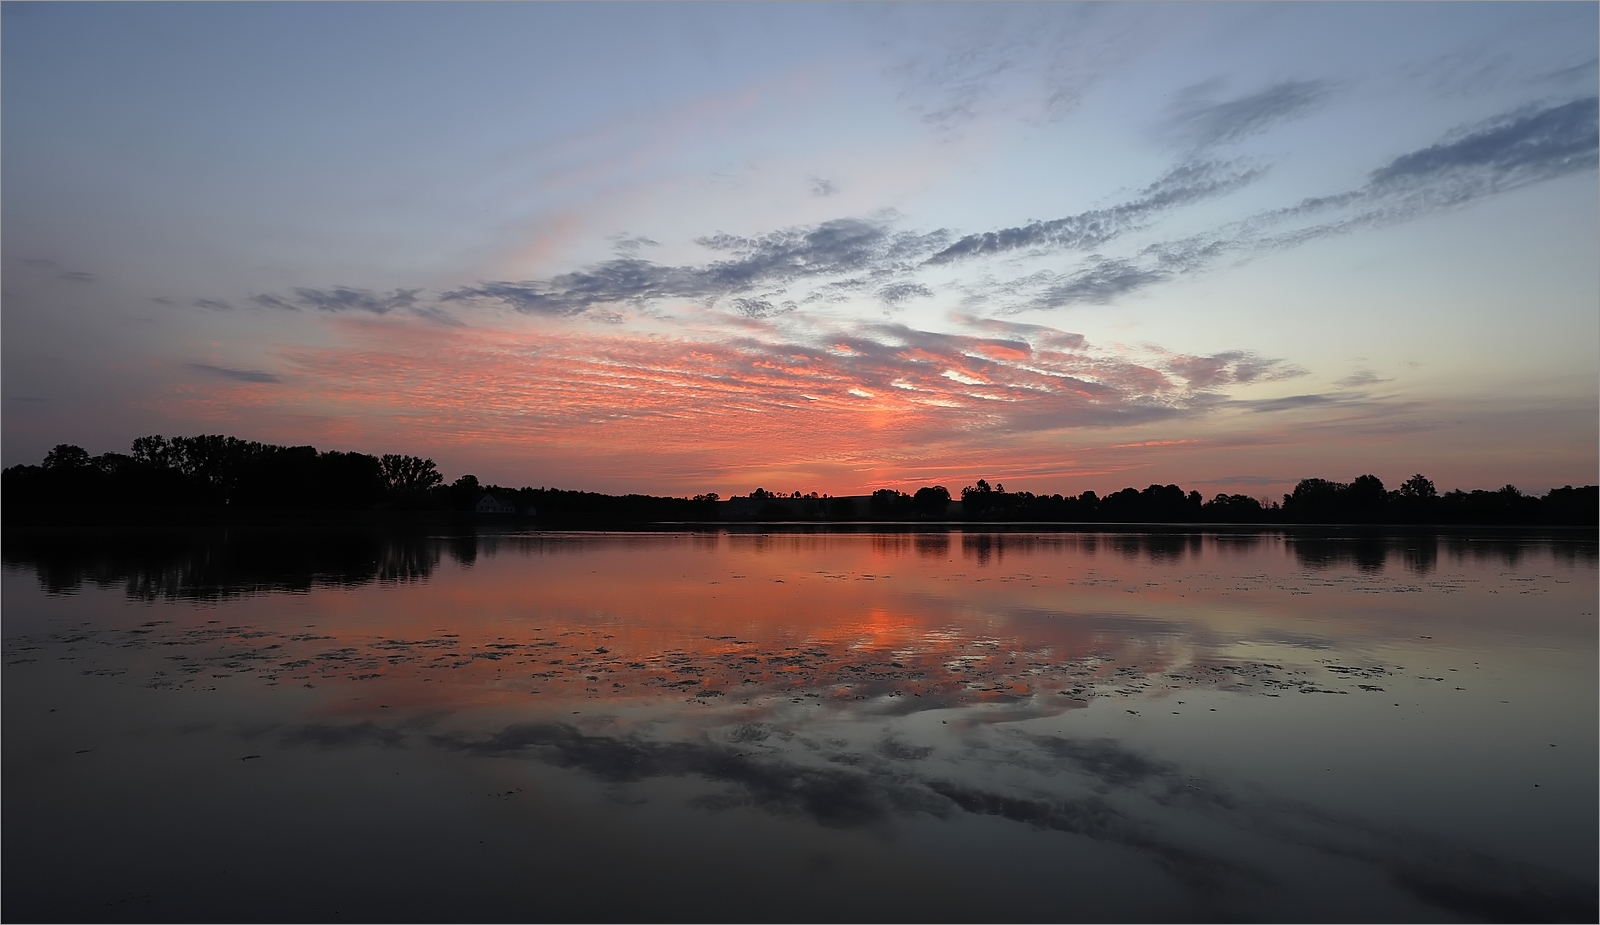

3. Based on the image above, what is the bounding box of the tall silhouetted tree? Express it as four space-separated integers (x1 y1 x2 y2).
381 454 443 495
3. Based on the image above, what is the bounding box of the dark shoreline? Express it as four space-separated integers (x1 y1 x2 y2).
4 509 1596 536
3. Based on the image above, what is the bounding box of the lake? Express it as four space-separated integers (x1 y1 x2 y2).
4 526 1595 922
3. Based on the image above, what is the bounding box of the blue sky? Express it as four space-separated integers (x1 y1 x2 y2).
4 2 1596 496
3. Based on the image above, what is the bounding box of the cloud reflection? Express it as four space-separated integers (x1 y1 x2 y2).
6 529 1593 921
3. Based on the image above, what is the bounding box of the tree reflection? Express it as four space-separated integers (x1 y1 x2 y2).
1108 533 1200 563
1287 535 1392 573
915 534 950 559
1285 533 1596 574
5 527 1592 599
5 527 444 600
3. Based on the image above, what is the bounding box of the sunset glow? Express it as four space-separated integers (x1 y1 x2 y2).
5 4 1595 495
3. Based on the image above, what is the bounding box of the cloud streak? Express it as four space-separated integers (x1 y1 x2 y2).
1163 79 1330 150
1368 97 1598 190
208 99 1594 326
440 219 949 316
189 363 282 384
996 96 1599 309
927 160 1262 265
250 287 422 315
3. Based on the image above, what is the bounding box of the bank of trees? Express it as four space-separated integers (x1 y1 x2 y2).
6 436 459 515
937 474 1594 525
9 436 443 512
1278 474 1595 526
1 435 728 522
3 435 1594 525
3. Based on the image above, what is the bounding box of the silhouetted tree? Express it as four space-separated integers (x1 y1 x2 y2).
1398 474 1437 500
381 454 443 495
1389 473 1440 522
1202 493 1266 522
1097 484 1200 522
870 489 910 518
961 480 1000 518
444 474 482 511
912 485 951 518
130 435 176 468
1345 474 1388 522
42 444 91 470
1541 485 1599 525
1283 478 1347 523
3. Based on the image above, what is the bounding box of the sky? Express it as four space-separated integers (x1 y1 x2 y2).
4 2 1596 498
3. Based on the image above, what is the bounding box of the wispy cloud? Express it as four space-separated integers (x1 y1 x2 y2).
1162 350 1304 390
1537 56 1598 87
1232 394 1342 413
249 287 421 315
442 219 949 317
442 259 706 316
202 99 1595 327
1000 96 1600 309
1366 97 1597 191
609 234 660 253
1034 259 1171 308
1163 79 1330 150
1336 370 1390 388
808 175 839 197
883 4 1146 135
878 282 933 306
730 297 795 319
189 363 282 384
294 287 419 314
927 160 1261 265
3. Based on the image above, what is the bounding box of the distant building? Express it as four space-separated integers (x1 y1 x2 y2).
475 493 519 515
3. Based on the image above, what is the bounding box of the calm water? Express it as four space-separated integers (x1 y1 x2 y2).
4 528 1596 922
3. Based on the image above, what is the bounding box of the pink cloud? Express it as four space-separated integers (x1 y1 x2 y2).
142 314 1379 494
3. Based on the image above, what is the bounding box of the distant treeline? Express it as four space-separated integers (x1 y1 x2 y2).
934 476 1597 526
0 436 719 522
3 436 1594 526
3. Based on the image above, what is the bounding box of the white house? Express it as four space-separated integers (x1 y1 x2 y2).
475 493 518 515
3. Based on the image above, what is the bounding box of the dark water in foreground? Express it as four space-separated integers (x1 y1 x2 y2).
4 528 1596 922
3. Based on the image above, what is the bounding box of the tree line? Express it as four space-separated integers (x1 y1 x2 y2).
3 435 1594 525
0 435 725 522
932 475 1596 525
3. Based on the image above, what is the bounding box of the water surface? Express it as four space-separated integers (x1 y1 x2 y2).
5 528 1595 922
